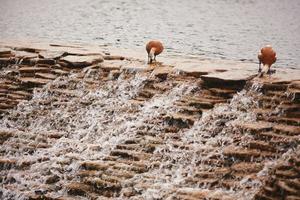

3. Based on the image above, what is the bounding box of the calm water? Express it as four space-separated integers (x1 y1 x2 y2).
0 0 299 68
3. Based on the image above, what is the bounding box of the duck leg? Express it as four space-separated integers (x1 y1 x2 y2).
258 61 262 73
148 54 152 64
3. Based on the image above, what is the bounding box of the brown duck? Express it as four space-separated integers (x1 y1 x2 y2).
146 40 164 64
258 45 277 77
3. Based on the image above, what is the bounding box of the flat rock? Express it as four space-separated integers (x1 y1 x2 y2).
252 68 300 83
31 58 56 65
14 47 41 53
152 66 173 79
223 147 272 160
60 55 104 68
0 58 14 66
14 50 38 59
19 66 51 73
38 50 67 59
0 48 13 57
273 124 300 136
99 60 124 71
103 55 125 60
19 77 51 85
174 59 255 78
239 122 273 133
35 73 57 80
52 69 69 75
0 47 12 55
121 60 152 72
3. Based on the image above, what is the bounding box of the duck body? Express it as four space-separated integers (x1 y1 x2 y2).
146 41 164 64
258 45 277 76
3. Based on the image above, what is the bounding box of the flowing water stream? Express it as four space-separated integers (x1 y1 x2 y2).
131 88 261 199
0 70 195 199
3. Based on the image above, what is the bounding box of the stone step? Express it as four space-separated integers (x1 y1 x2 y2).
78 168 135 180
177 105 202 116
10 90 32 98
280 104 300 118
262 83 288 91
258 96 284 104
66 182 92 196
263 116 300 126
0 97 21 104
187 100 214 109
285 179 300 191
0 83 22 90
247 140 278 152
239 122 273 133
6 93 27 100
223 147 275 161
273 124 300 136
27 194 87 200
19 77 51 85
252 131 300 145
184 95 226 104
208 88 236 98
0 102 15 109
265 90 287 98
129 99 145 105
276 180 300 195
275 169 299 179
116 143 141 151
289 81 300 90
0 58 16 67
137 88 161 99
164 113 196 128
0 48 12 55
230 162 264 174
35 73 57 80
254 192 279 200
150 82 172 92
80 161 110 171
288 88 300 100
110 149 151 161
60 55 104 68
194 168 230 179
18 66 51 74
35 58 56 65
51 68 69 75
112 162 148 173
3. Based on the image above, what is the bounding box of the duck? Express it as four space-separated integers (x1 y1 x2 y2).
146 40 164 64
258 45 277 77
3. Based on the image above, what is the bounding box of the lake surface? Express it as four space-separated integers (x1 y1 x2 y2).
0 0 299 68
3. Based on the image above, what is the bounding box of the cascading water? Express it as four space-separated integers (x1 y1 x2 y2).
132 86 277 200
1 57 298 200
0 69 196 199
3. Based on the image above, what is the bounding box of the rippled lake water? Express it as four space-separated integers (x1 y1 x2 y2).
0 0 299 68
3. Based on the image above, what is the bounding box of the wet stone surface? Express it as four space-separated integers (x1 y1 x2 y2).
0 44 299 199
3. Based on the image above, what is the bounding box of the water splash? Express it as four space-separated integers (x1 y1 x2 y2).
0 70 195 199
135 89 262 199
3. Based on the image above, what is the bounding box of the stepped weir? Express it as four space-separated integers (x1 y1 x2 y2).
0 43 299 199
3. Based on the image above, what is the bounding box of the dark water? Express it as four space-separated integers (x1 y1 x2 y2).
0 0 299 68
